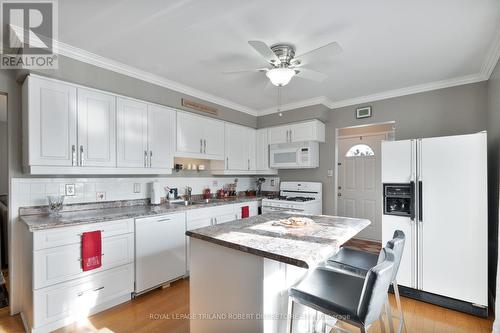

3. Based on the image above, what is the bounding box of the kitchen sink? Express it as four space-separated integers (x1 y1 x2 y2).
171 200 202 206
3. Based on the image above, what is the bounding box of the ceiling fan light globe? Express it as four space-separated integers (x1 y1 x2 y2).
266 68 295 86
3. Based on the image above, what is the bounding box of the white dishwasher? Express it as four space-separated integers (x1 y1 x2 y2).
135 212 186 294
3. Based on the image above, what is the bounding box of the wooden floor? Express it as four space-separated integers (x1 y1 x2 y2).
0 278 493 333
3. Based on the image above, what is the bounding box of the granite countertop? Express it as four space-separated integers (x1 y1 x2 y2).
21 197 262 231
186 213 370 268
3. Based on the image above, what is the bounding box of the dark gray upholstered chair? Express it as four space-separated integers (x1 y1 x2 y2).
288 248 396 333
326 230 406 333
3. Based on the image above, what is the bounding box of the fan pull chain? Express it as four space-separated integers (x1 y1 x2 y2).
277 86 283 117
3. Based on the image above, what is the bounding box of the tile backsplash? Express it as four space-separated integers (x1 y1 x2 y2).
11 176 281 207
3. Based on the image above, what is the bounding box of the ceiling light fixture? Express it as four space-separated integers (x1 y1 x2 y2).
266 67 296 86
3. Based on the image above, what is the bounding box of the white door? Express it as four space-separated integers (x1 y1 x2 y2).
202 117 225 159
247 128 256 171
419 133 487 305
269 125 289 144
338 134 385 241
28 77 77 166
256 128 271 171
290 122 314 142
147 104 175 169
177 112 203 155
225 123 248 170
116 98 148 168
77 88 116 167
135 213 186 293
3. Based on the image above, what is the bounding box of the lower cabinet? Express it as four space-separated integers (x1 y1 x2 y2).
26 219 135 333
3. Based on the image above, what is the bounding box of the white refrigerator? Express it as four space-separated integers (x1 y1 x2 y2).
381 132 487 309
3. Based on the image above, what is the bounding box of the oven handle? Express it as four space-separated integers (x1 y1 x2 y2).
410 181 415 221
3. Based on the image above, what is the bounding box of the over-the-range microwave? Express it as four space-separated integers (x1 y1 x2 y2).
270 141 319 169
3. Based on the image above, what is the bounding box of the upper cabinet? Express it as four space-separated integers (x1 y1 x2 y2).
224 123 256 171
23 75 174 174
268 120 326 145
24 76 77 166
116 98 148 168
77 88 116 167
176 112 224 160
255 128 277 174
116 98 175 170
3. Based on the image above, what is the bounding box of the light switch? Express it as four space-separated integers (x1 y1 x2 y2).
133 183 141 193
96 192 106 201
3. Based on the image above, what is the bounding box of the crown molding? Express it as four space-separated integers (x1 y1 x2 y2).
258 96 332 116
480 29 500 79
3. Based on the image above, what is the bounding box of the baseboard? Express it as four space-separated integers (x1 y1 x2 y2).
391 285 488 318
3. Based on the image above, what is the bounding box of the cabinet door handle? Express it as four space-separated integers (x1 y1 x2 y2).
157 218 171 222
79 146 84 166
71 145 76 166
200 139 203 153
289 130 292 142
144 150 148 167
204 139 207 154
248 158 250 170
226 157 229 170
149 151 153 168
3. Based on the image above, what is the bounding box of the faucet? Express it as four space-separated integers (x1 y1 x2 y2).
185 186 192 202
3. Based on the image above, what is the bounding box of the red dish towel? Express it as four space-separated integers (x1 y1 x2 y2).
81 230 102 271
241 206 250 218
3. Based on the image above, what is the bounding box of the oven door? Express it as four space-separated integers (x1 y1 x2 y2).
270 147 300 169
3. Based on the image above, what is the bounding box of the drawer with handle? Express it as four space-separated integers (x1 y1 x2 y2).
33 233 134 289
33 218 134 250
33 263 134 329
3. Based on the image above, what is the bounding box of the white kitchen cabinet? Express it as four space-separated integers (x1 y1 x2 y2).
77 88 116 167
147 104 176 169
176 111 224 160
225 123 256 171
255 128 277 174
268 120 325 144
116 97 149 168
135 213 187 294
23 75 77 166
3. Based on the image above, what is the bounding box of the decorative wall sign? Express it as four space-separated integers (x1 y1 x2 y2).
182 99 218 115
356 106 372 119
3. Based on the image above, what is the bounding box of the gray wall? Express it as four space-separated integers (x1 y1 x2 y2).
20 55 257 128
258 81 488 215
0 121 7 195
487 59 500 300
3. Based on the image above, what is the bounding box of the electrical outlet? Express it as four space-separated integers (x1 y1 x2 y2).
65 184 75 196
96 192 106 201
270 180 275 187
133 183 141 193
327 169 334 177
212 180 218 187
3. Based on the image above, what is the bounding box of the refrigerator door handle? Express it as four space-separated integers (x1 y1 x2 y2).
418 180 423 222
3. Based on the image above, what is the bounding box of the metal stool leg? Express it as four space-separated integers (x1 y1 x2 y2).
392 281 407 333
385 295 395 333
287 298 295 333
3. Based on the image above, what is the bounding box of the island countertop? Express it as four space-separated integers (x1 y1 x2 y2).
186 212 370 268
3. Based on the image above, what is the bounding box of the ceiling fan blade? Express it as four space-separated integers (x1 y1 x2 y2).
222 68 268 74
295 41 342 59
248 40 281 64
295 68 328 82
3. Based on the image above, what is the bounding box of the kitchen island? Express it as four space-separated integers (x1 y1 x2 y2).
186 213 370 333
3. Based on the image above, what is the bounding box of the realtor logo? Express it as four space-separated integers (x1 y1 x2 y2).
0 0 58 69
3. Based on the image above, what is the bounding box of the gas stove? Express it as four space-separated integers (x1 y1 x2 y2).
262 182 322 215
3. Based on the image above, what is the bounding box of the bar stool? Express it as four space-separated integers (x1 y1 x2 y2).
326 231 406 333
288 248 396 333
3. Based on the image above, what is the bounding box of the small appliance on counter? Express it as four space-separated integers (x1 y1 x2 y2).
202 187 211 199
150 182 164 205
165 187 179 201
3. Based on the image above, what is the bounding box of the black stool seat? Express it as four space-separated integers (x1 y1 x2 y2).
327 247 379 275
290 267 366 324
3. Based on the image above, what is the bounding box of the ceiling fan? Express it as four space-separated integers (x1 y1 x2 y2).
223 40 342 87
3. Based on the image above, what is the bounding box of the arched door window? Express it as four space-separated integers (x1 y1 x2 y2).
345 144 375 157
